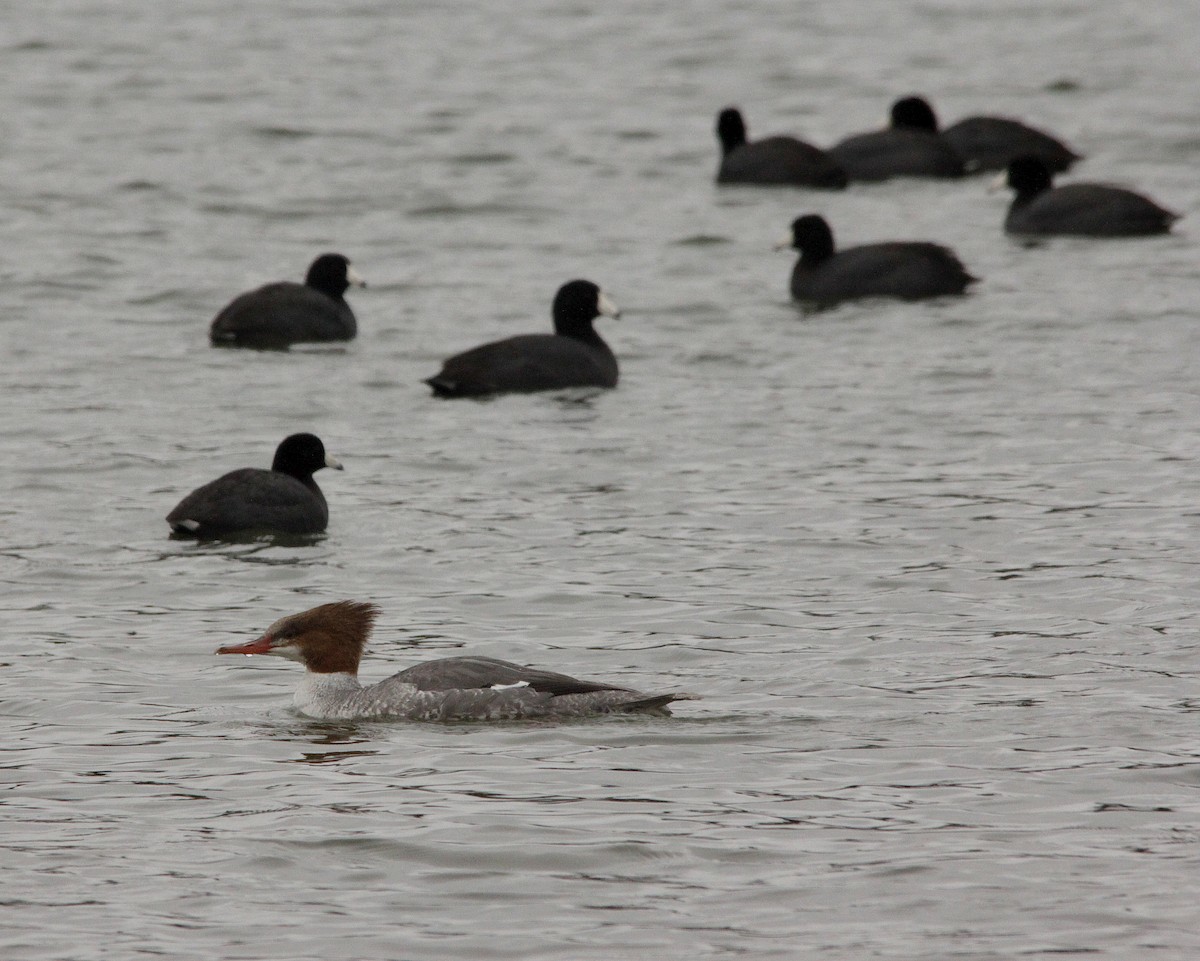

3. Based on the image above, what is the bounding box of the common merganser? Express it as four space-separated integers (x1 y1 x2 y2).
167 433 342 538
216 601 698 721
210 252 365 348
424 280 620 397
997 156 1179 237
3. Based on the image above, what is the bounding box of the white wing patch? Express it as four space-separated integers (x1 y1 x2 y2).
489 681 530 691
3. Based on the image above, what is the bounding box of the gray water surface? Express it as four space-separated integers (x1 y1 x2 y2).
3 2 1200 959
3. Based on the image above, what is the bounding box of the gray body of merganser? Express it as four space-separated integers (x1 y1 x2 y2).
216 601 697 721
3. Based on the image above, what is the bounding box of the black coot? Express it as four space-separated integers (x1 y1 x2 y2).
424 280 621 397
999 156 1178 236
827 96 965 182
166 433 343 537
209 253 365 348
781 214 977 306
715 107 847 189
942 115 1080 173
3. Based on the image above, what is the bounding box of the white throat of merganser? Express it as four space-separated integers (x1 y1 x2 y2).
293 672 363 716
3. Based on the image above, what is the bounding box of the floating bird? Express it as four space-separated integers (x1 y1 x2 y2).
216 601 698 720
780 214 977 305
425 280 621 397
209 253 365 348
997 156 1178 236
715 107 847 189
942 114 1080 173
167 433 342 537
827 96 965 182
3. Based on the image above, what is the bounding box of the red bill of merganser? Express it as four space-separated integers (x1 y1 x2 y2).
216 601 698 721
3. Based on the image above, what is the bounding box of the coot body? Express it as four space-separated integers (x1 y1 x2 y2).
167 433 343 537
209 254 364 348
943 115 1080 173
1000 156 1177 236
782 214 977 305
828 97 965 182
716 108 847 189
425 280 621 397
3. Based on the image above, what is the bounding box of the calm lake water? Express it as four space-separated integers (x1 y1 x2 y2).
3 1 1199 958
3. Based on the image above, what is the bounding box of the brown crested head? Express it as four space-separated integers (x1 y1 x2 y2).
217 600 380 674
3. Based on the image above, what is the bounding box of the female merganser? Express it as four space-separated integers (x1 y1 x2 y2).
216 601 697 721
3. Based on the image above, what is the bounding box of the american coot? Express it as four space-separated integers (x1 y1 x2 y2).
166 433 343 538
942 115 1080 173
780 214 978 305
424 280 621 398
216 601 698 720
715 107 847 189
209 253 365 348
827 96 965 182
998 156 1178 237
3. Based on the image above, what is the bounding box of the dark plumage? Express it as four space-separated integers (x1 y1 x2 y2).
942 115 1080 173
781 214 977 305
999 156 1178 237
425 280 621 398
209 253 365 348
715 107 847 189
827 96 965 182
166 433 343 538
391 656 634 696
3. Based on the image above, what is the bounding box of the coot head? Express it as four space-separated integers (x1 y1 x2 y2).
1003 155 1055 198
272 433 344 480
552 279 622 337
890 96 939 131
304 254 366 300
779 214 837 264
716 107 749 154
